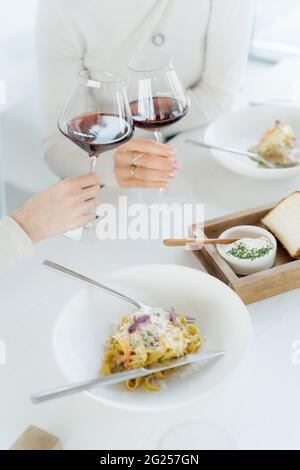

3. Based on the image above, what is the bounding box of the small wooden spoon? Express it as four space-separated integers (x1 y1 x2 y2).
163 238 239 247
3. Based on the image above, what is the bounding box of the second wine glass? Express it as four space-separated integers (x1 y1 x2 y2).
127 53 191 205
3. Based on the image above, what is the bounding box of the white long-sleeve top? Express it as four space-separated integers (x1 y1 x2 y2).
0 216 33 273
36 0 254 185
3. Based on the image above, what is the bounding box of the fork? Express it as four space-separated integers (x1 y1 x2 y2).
43 260 196 323
186 139 299 169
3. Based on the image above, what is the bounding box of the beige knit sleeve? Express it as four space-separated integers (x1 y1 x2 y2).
0 216 34 273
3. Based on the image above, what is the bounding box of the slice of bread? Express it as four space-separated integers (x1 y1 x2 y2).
262 192 300 259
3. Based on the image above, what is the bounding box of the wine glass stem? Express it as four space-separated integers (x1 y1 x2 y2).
89 155 97 173
154 130 163 144
84 155 98 230
154 130 166 196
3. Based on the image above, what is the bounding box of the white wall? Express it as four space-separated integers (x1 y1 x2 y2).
0 0 39 110
0 0 57 203
0 0 38 37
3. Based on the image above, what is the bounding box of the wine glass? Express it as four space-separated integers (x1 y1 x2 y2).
159 420 237 450
58 70 134 240
127 53 191 205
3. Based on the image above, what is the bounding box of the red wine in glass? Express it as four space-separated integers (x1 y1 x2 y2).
61 112 133 156
130 97 188 130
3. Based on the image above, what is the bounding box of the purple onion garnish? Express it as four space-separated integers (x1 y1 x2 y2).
128 314 150 333
169 307 182 328
169 307 178 322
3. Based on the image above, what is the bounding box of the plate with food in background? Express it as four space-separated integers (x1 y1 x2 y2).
204 105 300 179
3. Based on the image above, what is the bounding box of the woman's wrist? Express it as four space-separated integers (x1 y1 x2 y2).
10 208 42 244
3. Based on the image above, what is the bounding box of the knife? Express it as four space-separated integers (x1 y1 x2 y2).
31 350 225 404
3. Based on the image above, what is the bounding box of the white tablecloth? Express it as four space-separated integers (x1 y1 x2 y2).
0 110 6 217
1 126 300 450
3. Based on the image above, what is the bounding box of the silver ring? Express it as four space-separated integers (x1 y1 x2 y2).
130 166 137 178
131 153 143 167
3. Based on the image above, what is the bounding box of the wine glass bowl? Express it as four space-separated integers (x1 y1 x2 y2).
58 70 134 172
127 53 189 134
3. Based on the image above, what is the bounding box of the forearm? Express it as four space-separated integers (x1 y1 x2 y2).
0 216 34 273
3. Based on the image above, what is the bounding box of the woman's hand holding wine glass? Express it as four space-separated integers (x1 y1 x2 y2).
114 139 180 188
12 173 100 243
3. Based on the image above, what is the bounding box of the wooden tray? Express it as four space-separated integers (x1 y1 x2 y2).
191 202 300 304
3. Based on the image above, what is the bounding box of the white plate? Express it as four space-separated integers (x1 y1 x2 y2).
53 265 252 411
205 105 300 179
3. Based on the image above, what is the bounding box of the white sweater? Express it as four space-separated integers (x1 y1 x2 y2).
36 0 254 185
0 216 33 273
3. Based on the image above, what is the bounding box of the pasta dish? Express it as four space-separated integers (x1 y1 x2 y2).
101 308 202 391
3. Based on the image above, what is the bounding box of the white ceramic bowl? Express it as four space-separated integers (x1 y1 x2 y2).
217 226 277 276
53 264 252 412
205 105 300 179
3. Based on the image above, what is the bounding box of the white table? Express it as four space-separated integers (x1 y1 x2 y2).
0 146 6 216
1 127 300 450
0 104 7 217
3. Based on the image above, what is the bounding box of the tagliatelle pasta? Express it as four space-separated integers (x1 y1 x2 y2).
100 308 202 391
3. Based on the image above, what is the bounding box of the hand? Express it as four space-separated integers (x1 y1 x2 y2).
11 173 100 243
114 139 180 188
